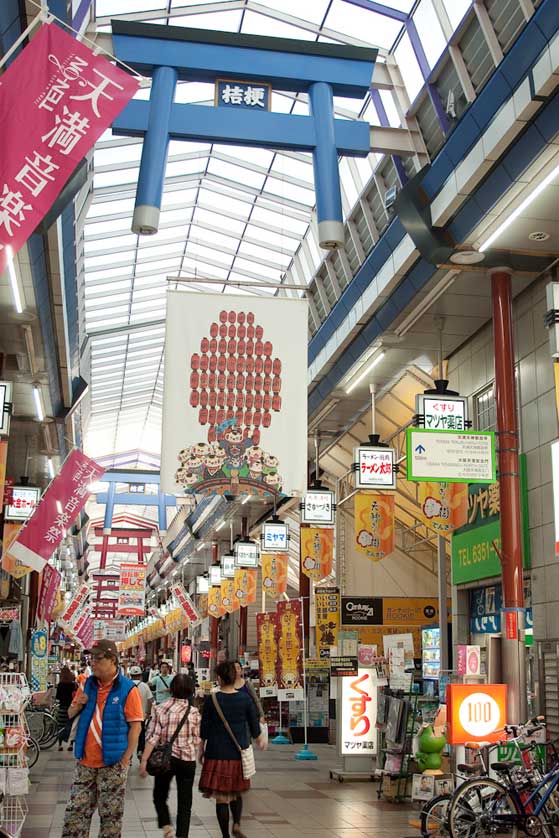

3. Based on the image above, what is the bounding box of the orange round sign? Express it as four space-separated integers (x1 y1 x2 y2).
446 684 507 745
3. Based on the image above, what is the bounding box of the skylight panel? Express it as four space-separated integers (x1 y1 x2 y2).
207 159 267 190
165 158 207 178
250 204 309 235
173 84 215 106
412 0 446 69
262 177 315 206
193 207 247 236
238 240 291 268
241 10 317 40
96 0 165 15
172 10 243 32
197 190 252 219
254 0 329 25
394 34 424 102
189 227 240 252
442 0 471 30
94 145 143 167
326 2 403 49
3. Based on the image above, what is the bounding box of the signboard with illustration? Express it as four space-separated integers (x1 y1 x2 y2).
418 482 468 533
300 526 334 581
315 587 340 659
161 293 307 498
31 629 48 692
354 493 394 561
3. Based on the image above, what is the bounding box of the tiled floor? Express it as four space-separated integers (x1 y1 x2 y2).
20 745 419 837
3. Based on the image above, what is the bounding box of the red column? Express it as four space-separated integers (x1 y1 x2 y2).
299 558 310 649
209 542 220 678
491 270 524 609
239 517 248 655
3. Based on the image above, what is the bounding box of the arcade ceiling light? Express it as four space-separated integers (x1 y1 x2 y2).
345 350 385 395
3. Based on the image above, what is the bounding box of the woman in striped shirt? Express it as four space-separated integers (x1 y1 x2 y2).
140 674 202 838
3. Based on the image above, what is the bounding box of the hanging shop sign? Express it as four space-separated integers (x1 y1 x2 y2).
208 584 225 618
469 583 533 635
261 553 288 599
452 458 530 585
0 22 139 275
261 521 289 552
60 583 89 627
196 575 209 594
104 620 126 643
93 620 105 641
330 656 358 677
171 583 201 626
36 563 62 624
407 428 496 484
315 587 340 659
300 526 334 581
5 451 104 573
382 597 449 626
301 488 335 525
161 294 308 499
341 596 382 627
77 616 94 649
456 645 481 676
418 482 468 533
4 486 41 522
353 446 396 490
416 394 467 431
234 540 259 568
354 493 394 561
277 599 304 700
209 565 222 586
117 563 146 616
1 521 31 578
234 567 257 607
30 629 48 692
220 578 238 614
256 611 279 697
216 79 272 111
221 554 236 578
340 669 378 755
446 684 507 745
0 384 12 436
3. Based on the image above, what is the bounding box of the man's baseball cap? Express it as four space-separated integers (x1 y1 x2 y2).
129 666 142 676
91 639 119 660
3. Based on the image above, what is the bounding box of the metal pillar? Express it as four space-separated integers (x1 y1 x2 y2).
308 81 344 249
239 517 248 655
133 65 178 235
437 535 449 671
299 559 310 649
209 541 220 679
491 268 527 723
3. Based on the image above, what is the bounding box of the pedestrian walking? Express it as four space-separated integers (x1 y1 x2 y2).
151 661 173 704
232 661 265 724
56 666 77 751
199 662 262 838
130 665 153 760
61 639 143 838
139 674 202 838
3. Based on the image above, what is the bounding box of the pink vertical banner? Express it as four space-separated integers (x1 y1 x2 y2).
78 616 94 649
36 564 61 623
6 450 104 573
0 22 139 273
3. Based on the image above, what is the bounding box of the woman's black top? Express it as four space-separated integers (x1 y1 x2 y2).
201 691 260 761
56 681 76 708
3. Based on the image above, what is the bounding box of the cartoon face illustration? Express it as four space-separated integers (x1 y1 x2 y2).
178 446 193 464
204 451 223 477
248 460 263 479
264 472 282 490
245 446 263 465
263 453 279 472
283 671 298 688
356 529 374 548
193 442 210 460
182 451 204 474
224 427 243 445
210 445 227 465
262 575 273 589
175 469 200 489
302 555 320 572
422 497 443 519
263 671 276 687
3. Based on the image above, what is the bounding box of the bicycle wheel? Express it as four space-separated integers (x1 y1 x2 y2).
25 711 45 743
39 714 59 749
449 778 519 838
421 793 451 837
25 737 40 770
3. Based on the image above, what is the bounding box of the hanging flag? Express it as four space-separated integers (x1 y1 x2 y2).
418 481 468 532
354 493 395 561
256 612 279 696
197 593 209 619
0 22 139 274
60 583 89 627
36 563 62 623
261 553 288 599
315 586 340 659
208 584 225 618
276 600 303 691
117 563 146 616
300 526 334 581
234 568 257 607
6 450 104 574
78 617 94 649
170 583 201 625
1 521 31 578
220 578 237 614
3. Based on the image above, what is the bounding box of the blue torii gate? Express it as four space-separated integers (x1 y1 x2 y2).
95 470 177 534
111 21 376 250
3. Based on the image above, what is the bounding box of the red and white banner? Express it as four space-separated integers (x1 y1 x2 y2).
61 583 89 627
37 563 61 623
118 563 146 616
77 616 94 649
0 22 139 274
6 450 104 573
171 583 201 626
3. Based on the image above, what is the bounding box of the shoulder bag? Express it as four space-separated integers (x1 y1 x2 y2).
146 703 191 776
211 692 256 779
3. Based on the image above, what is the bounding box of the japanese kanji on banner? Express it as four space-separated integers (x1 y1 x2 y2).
5 450 104 574
118 563 146 616
419 482 468 533
61 583 89 627
36 563 61 623
170 583 202 625
220 578 238 614
315 587 340 659
354 493 395 561
0 22 139 274
234 568 257 607
261 553 288 599
256 612 279 697
208 585 225 618
300 526 334 581
277 600 303 694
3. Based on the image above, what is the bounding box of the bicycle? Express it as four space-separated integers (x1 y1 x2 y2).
420 792 452 837
448 719 559 837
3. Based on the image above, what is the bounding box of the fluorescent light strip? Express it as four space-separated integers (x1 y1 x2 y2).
479 162 559 252
241 494 251 505
33 386 44 421
47 458 55 479
346 352 385 395
6 247 23 314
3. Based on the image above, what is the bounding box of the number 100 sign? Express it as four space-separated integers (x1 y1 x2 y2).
446 683 507 744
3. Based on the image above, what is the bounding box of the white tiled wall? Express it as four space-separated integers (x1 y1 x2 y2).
447 275 558 641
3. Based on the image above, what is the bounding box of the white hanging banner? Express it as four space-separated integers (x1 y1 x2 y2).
161 292 308 498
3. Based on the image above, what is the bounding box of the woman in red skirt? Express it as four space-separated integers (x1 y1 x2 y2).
199 662 261 838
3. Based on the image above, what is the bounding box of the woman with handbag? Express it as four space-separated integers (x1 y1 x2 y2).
199 662 262 838
55 666 77 751
139 674 201 838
